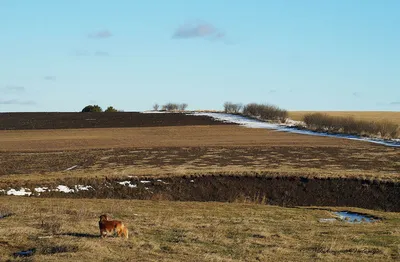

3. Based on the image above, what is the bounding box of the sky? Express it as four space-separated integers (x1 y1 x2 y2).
1 0 400 112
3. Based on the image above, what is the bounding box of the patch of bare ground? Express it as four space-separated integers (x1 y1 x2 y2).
0 197 399 261
0 145 398 182
0 125 377 152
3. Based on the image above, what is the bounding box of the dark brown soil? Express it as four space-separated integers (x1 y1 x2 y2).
0 112 232 130
32 175 400 212
0 146 398 176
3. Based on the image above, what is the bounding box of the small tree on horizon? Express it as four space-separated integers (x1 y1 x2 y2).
223 102 242 114
81 105 103 112
153 103 159 111
178 103 188 111
105 106 118 112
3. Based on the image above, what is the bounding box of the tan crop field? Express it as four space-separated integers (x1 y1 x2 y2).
0 125 368 152
289 111 400 124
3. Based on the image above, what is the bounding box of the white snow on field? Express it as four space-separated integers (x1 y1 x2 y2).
7 188 32 196
75 185 92 191
35 187 48 193
190 112 400 148
140 180 151 184
118 181 137 188
56 185 74 193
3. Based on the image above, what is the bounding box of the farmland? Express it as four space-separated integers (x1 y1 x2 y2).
0 112 399 261
289 111 400 125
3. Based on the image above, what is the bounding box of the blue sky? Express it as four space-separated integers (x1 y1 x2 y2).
1 0 399 112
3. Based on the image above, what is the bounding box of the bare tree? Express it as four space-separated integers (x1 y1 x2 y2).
223 102 242 114
179 103 188 111
153 103 159 111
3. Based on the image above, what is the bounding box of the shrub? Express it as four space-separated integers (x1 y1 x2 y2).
161 103 188 112
303 113 399 139
81 105 103 112
105 106 118 112
223 102 243 114
242 103 288 122
153 103 159 111
178 103 188 111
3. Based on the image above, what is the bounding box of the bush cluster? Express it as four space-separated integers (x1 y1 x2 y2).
303 113 399 139
81 105 119 112
242 103 288 122
222 102 288 122
159 103 188 111
223 102 243 114
81 105 103 112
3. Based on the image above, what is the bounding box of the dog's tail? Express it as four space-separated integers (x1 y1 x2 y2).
122 224 129 239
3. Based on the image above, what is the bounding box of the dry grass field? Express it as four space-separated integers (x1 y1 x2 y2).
289 111 400 124
1 197 399 262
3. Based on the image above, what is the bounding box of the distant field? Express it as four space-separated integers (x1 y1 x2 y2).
289 111 400 124
0 125 398 185
1 197 398 261
0 112 232 130
0 125 377 152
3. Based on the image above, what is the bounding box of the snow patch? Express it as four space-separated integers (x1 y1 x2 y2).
34 187 48 193
75 185 92 191
118 181 137 188
7 188 32 196
140 180 151 184
56 185 74 193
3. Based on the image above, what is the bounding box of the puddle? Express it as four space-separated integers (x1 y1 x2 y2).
334 211 378 223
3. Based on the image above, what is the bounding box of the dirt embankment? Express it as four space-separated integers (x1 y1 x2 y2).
35 175 400 212
0 112 233 130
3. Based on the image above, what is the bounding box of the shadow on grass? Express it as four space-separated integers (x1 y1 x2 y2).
60 232 99 238
0 213 14 219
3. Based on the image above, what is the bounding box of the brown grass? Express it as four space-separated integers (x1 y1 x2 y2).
0 197 399 261
289 111 400 125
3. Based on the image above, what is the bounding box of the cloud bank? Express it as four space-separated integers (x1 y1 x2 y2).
1 85 25 93
44 76 56 81
0 99 35 105
88 30 113 39
173 21 225 40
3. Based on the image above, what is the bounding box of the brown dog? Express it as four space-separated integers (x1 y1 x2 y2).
99 214 129 239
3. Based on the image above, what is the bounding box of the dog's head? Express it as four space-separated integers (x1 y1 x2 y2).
99 214 109 222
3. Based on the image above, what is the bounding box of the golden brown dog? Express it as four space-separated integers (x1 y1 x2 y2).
99 214 129 239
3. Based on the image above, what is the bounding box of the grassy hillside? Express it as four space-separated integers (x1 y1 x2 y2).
1 197 399 261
